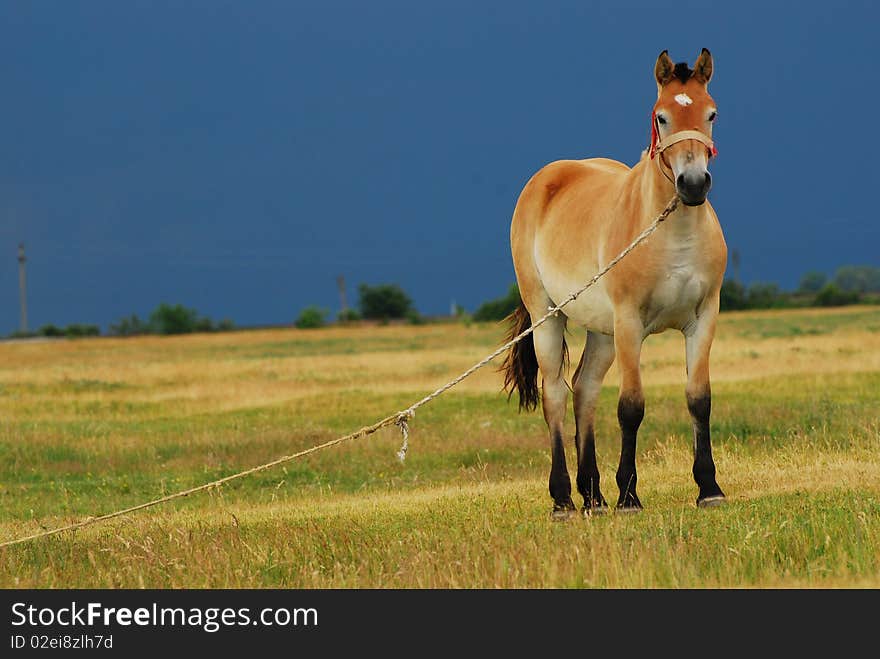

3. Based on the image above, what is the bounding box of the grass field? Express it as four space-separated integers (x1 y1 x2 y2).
1 305 879 588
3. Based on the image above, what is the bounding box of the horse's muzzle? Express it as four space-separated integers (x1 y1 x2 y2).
676 171 712 206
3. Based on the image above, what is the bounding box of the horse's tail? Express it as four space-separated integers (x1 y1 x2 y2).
501 300 541 411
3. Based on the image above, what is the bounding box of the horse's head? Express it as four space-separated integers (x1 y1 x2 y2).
650 48 717 206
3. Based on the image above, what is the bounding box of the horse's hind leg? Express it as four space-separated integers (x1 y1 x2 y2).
533 314 575 519
573 331 615 515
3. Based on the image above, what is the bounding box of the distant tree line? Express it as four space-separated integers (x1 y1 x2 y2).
110 303 235 336
9 323 101 339
472 284 520 322
9 264 878 339
719 265 879 311
295 281 521 330
6 303 235 340
296 283 422 329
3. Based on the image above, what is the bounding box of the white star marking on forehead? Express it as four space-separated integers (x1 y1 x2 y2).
674 93 693 106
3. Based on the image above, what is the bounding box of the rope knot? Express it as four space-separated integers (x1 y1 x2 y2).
658 194 680 222
395 409 414 462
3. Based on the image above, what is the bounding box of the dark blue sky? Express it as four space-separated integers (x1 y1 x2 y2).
2 1 878 333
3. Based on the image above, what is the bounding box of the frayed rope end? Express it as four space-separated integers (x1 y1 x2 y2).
395 409 414 462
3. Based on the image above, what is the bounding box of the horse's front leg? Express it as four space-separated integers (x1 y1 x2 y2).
533 317 575 520
684 299 726 507
613 314 645 511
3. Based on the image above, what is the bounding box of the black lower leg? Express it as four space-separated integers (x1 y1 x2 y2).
616 395 644 509
549 430 574 511
688 393 725 503
575 426 606 511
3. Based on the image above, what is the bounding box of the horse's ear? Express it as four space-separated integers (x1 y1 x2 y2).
654 50 675 88
693 48 713 84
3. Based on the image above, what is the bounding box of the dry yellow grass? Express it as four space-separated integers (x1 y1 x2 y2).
2 306 878 420
0 305 878 587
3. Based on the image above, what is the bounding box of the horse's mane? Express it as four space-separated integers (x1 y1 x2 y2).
672 62 693 84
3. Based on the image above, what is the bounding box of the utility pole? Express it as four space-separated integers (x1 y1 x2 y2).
730 248 741 284
18 243 28 333
336 275 348 314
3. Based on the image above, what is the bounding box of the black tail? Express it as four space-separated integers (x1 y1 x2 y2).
501 301 541 411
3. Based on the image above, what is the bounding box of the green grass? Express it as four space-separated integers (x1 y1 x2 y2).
721 307 880 339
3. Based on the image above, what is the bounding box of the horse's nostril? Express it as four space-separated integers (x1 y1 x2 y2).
703 171 712 191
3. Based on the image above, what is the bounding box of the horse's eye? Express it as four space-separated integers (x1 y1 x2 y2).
708 111 717 122
656 115 667 125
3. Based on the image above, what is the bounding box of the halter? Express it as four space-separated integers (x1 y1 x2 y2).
649 111 717 184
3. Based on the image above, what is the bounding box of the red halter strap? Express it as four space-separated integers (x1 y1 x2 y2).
650 111 660 159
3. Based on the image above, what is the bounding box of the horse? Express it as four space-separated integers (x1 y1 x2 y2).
502 48 726 519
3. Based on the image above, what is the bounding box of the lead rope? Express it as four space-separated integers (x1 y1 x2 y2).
0 194 681 550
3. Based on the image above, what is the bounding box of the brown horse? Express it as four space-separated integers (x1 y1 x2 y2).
503 49 726 519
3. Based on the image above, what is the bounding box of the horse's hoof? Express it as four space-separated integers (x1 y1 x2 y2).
550 503 576 521
616 493 643 513
697 495 726 509
582 505 609 517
